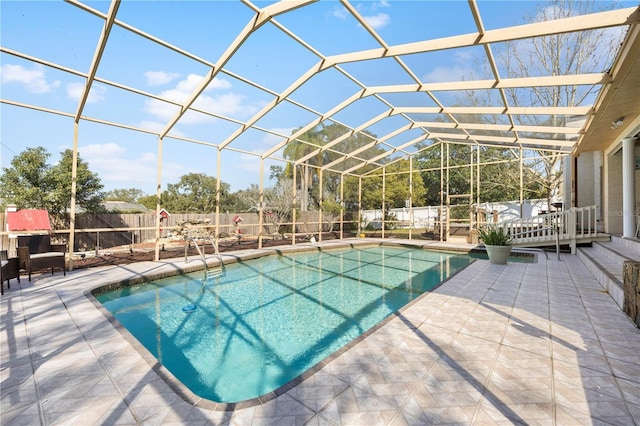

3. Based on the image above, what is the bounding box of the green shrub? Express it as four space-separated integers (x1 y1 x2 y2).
477 226 512 246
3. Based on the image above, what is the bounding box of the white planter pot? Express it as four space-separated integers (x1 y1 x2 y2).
485 245 512 264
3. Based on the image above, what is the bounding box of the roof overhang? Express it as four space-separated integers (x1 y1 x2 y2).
575 22 640 154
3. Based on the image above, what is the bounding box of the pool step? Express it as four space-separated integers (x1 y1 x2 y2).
205 267 224 280
577 235 640 310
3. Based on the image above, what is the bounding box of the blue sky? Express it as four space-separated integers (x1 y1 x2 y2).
1 0 634 195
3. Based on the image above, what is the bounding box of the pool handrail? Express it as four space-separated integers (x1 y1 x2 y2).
184 236 224 278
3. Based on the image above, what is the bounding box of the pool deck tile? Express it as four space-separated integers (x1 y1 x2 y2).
1 238 639 425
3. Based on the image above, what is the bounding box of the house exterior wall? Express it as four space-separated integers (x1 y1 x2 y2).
594 151 603 226
606 147 624 234
577 152 595 207
576 140 640 236
604 143 640 235
567 151 605 231
563 155 572 209
636 145 640 213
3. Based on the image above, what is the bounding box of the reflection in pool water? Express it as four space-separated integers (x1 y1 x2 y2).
97 246 474 403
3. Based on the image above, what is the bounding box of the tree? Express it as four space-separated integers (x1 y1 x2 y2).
233 184 262 212
498 0 623 207
161 173 229 213
104 188 146 202
347 159 427 225
227 180 295 233
50 149 104 214
0 147 52 211
263 178 295 235
416 143 545 206
376 160 427 210
283 126 326 211
221 191 252 213
269 165 285 182
284 123 387 212
0 147 105 215
416 1 623 211
137 194 158 211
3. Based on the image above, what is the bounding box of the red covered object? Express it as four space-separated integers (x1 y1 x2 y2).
6 210 51 232
154 208 170 219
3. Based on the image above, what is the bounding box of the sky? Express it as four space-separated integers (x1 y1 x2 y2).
1 0 635 196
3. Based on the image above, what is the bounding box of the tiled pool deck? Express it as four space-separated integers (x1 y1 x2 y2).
1 239 639 425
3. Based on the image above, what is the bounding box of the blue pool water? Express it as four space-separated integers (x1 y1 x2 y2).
96 246 473 403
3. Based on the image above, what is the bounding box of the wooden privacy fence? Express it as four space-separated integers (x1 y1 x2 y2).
1 211 346 252
71 213 262 251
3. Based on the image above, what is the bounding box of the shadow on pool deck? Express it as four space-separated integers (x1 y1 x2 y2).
1 240 639 424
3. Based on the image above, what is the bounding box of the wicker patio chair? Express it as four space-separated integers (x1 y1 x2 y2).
1 250 20 295
17 235 66 281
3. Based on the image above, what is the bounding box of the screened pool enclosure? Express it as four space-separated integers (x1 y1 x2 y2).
1 1 639 266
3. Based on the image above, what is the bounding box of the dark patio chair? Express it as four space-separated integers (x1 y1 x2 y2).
17 235 66 281
1 250 20 295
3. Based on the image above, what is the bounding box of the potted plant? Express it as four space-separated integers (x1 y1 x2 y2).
477 226 513 264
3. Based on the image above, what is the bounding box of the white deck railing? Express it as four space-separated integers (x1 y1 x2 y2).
498 205 600 254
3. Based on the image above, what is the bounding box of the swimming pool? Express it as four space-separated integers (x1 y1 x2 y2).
96 245 473 404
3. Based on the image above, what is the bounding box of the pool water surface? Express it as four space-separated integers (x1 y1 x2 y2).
96 246 473 403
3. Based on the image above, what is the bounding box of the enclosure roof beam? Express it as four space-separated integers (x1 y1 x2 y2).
341 134 431 175
294 109 393 166
428 132 575 146
325 8 639 67
362 74 609 97
321 123 417 171
392 106 592 116
410 121 582 135
159 0 314 139
262 89 366 159
73 0 119 123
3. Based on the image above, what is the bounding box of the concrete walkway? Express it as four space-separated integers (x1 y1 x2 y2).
1 241 639 425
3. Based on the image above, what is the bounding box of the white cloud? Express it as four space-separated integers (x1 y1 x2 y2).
422 50 476 83
144 74 257 124
237 152 261 173
167 74 231 99
359 1 391 29
173 74 205 96
453 50 473 63
234 154 280 186
79 142 188 192
138 120 166 133
144 70 180 86
195 92 252 115
66 82 106 103
335 1 390 29
422 65 472 83
207 77 232 91
0 64 60 94
363 13 390 29
261 128 295 148
143 100 180 122
136 120 186 138
333 6 348 20
81 142 126 158
234 129 293 175
370 0 390 12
